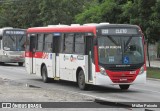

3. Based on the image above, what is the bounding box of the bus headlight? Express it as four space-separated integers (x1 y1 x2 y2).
99 66 107 76
139 66 144 75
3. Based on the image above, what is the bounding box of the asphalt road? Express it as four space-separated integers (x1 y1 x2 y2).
0 63 159 111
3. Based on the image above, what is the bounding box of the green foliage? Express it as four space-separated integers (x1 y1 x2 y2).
0 0 41 28
0 0 91 28
75 0 123 24
147 67 160 79
75 0 160 42
0 0 159 42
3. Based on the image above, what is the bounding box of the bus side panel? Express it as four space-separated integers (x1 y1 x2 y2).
35 58 43 77
56 55 60 77
59 54 75 81
59 54 85 82
25 57 32 74
84 56 96 84
32 57 36 73
84 55 89 82
92 62 96 84
42 53 55 78
0 50 3 62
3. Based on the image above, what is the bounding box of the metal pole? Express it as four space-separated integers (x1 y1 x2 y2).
147 41 150 67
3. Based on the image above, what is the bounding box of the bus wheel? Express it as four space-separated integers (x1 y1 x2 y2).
119 85 130 90
18 62 23 66
41 65 50 83
78 70 87 90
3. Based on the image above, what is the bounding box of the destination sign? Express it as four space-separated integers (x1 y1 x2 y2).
4 30 26 35
101 28 139 35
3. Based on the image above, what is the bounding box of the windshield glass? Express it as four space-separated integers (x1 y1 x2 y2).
3 35 26 51
98 36 144 65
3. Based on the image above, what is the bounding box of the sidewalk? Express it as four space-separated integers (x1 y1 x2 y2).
146 60 160 68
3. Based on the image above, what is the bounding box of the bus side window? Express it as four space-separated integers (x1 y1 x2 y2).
30 34 37 52
75 33 85 54
53 34 62 53
44 34 53 53
36 34 44 52
63 33 74 54
25 36 30 51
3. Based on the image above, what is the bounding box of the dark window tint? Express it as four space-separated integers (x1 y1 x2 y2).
36 34 44 51
44 34 53 53
64 33 74 53
75 33 85 54
30 35 37 52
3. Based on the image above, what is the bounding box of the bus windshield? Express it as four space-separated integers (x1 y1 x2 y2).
98 36 144 65
3 35 26 51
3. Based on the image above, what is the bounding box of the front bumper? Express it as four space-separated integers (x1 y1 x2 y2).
95 71 146 86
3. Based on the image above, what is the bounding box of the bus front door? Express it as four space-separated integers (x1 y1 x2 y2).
86 36 93 82
30 35 37 74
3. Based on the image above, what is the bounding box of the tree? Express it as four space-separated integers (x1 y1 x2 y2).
0 0 92 27
39 0 92 25
75 0 128 24
122 0 158 42
0 0 41 28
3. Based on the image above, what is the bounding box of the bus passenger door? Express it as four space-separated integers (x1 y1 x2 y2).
30 35 37 74
53 35 61 78
85 36 93 82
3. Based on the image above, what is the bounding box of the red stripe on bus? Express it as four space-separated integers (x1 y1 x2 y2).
25 51 32 57
25 51 44 58
27 26 95 33
34 52 43 58
106 69 140 83
94 46 100 72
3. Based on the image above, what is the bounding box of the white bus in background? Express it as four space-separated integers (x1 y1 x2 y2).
0 27 26 66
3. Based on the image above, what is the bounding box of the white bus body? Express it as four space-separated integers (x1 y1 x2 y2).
25 24 146 90
0 27 26 66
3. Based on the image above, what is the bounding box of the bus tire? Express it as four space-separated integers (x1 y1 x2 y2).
18 62 23 66
119 85 130 90
78 70 88 90
41 65 50 83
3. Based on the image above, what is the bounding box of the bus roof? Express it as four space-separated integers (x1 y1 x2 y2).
27 24 140 33
27 25 96 33
0 27 26 36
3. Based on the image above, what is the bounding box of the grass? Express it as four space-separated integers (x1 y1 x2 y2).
147 67 160 79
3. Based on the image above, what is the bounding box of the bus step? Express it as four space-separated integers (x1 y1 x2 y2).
54 77 60 80
88 80 93 83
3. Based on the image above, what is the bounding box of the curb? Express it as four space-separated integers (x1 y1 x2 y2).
147 78 160 81
94 98 132 108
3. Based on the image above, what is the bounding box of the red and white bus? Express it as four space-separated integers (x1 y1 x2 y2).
25 23 146 90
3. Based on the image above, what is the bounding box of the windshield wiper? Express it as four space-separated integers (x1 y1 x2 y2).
19 36 24 42
8 35 15 42
108 36 120 46
124 36 132 52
